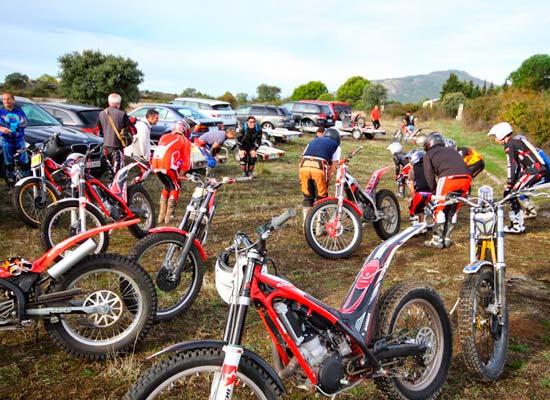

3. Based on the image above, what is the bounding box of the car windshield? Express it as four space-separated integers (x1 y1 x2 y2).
11 103 62 126
176 108 210 120
211 103 232 111
319 105 332 114
279 107 292 116
77 110 101 125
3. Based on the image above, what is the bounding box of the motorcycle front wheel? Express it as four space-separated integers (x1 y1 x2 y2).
304 200 362 259
458 266 508 381
373 189 401 240
124 347 283 400
13 178 59 228
128 232 204 321
44 253 156 360
374 281 452 400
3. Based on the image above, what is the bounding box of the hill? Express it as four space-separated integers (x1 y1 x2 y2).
373 70 491 104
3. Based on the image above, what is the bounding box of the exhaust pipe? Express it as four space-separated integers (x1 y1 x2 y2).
375 343 428 361
48 239 97 280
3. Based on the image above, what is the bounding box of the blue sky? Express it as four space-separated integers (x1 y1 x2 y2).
2 0 548 98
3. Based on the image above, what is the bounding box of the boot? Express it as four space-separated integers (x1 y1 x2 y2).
157 197 168 224
504 211 525 234
520 197 537 219
443 223 456 248
165 199 177 224
424 223 444 248
302 207 311 228
410 215 419 225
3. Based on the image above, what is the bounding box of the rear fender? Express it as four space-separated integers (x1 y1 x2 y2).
313 196 363 217
365 166 391 195
148 227 207 261
148 340 286 394
463 260 493 274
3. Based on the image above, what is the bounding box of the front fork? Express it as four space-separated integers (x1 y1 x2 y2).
494 205 506 325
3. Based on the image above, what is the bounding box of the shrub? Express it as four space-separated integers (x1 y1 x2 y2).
441 92 467 117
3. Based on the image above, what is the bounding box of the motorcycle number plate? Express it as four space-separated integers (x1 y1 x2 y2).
31 153 42 168
192 187 206 198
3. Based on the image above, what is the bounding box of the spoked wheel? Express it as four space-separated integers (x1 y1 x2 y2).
124 347 283 400
40 199 108 256
13 178 59 228
458 266 508 381
304 200 362 259
373 189 401 240
43 254 155 359
375 281 452 400
128 232 204 321
127 184 156 239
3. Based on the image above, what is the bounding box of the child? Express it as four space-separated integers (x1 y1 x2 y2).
406 149 432 235
387 141 409 197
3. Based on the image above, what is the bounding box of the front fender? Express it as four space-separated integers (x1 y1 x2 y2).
148 227 207 261
463 260 493 274
313 196 363 217
149 340 286 394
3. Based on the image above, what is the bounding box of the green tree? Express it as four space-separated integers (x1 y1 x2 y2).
336 76 369 105
58 50 143 108
256 84 281 103
317 92 334 101
33 74 59 96
235 92 248 106
290 81 328 100
362 83 388 111
441 92 467 117
509 54 550 91
179 87 212 98
217 91 237 109
440 73 465 98
4 72 30 90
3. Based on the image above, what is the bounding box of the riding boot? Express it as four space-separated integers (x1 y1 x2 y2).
504 211 525 234
443 222 456 248
519 197 537 219
157 197 168 224
424 223 444 248
302 207 311 228
165 199 177 224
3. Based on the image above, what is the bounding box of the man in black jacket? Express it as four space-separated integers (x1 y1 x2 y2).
237 116 262 176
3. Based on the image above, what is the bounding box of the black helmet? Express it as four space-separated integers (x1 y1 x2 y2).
424 132 446 151
323 128 341 145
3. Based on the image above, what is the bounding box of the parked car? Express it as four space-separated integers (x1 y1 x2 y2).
38 102 102 135
281 101 334 128
171 97 237 130
299 100 351 121
0 96 104 178
234 104 295 130
128 104 224 143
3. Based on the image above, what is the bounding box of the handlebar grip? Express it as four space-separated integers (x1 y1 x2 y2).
270 208 296 230
430 195 446 202
235 176 252 182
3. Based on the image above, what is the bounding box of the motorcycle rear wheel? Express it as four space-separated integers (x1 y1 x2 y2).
127 184 156 239
373 189 401 240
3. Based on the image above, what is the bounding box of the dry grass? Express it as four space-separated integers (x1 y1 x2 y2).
1 119 549 399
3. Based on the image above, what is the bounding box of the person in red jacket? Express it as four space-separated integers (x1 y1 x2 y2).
152 120 192 224
370 105 381 129
423 132 472 248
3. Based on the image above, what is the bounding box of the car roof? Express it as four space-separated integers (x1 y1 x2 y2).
38 101 102 111
14 96 34 104
299 100 351 106
173 97 230 106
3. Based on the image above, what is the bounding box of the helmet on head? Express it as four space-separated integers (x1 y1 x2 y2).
488 122 513 141
387 141 403 155
445 138 456 149
424 132 446 151
64 152 85 167
322 128 341 145
172 120 192 137
406 149 426 165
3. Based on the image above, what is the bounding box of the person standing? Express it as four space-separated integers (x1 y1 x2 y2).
370 105 381 129
0 92 29 185
236 116 262 176
152 120 192 224
125 108 159 159
406 149 431 235
488 122 550 233
387 141 409 197
298 128 342 222
97 93 133 177
423 132 472 248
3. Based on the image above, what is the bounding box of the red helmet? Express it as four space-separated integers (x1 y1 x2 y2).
172 120 191 137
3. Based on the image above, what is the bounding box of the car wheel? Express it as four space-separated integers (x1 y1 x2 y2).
261 122 274 130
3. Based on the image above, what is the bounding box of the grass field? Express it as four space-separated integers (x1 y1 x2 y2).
0 119 549 399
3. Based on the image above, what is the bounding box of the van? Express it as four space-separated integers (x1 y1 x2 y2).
299 100 352 121
281 101 334 128
172 97 237 129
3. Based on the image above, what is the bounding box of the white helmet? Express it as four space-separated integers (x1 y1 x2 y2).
387 141 403 155
488 122 513 140
64 152 85 167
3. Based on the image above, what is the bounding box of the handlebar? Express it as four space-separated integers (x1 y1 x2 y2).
270 208 296 230
344 146 363 164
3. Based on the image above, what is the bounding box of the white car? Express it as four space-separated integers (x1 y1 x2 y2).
171 97 237 130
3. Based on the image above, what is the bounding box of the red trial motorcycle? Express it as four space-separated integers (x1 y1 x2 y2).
0 219 156 359
125 209 452 400
304 147 401 259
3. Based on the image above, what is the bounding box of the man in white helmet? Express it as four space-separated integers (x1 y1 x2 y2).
488 121 550 233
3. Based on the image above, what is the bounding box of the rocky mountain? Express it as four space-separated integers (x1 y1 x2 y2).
373 70 491 104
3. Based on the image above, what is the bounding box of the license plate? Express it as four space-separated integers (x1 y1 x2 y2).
31 153 43 168
87 160 101 169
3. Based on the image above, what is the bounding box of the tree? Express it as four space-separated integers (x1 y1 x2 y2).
317 93 335 101
4 72 30 90
441 92 467 117
440 73 465 98
235 92 249 106
58 50 143 108
290 81 328 101
217 91 237 109
362 83 388 111
256 84 281 103
509 54 550 91
179 87 212 98
336 76 370 105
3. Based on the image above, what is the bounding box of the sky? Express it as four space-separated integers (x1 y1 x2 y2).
2 0 549 98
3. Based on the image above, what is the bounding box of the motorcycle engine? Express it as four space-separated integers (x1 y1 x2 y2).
0 290 18 328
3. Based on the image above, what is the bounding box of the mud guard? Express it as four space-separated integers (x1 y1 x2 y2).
312 196 363 217
365 165 391 195
463 260 493 274
148 226 207 261
149 339 286 394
